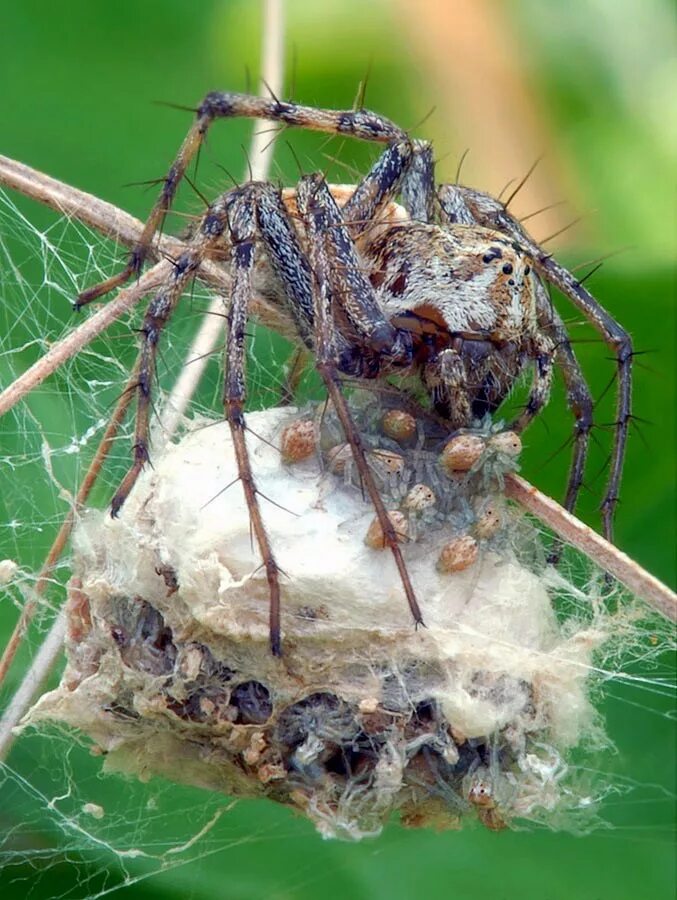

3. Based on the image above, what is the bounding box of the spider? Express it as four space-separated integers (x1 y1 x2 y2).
76 91 632 656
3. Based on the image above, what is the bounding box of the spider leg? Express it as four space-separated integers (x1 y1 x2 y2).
224 189 284 656
110 195 231 516
77 93 408 307
341 139 412 236
244 180 375 372
536 262 630 545
400 140 436 224
298 175 413 368
436 182 479 227
438 184 630 544
535 281 593 519
279 346 310 405
341 138 436 232
422 346 473 427
297 173 423 628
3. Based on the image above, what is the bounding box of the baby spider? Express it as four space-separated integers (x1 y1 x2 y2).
77 91 632 656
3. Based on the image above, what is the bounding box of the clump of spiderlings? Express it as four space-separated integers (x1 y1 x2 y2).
299 392 523 572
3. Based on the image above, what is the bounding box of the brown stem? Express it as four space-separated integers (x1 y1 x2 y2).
505 473 677 622
0 158 293 422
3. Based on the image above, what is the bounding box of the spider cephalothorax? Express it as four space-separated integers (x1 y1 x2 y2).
358 219 543 428
77 92 632 655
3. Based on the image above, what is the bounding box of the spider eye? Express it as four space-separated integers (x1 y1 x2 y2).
482 246 503 264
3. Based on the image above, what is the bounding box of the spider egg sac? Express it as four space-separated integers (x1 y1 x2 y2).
24 404 622 841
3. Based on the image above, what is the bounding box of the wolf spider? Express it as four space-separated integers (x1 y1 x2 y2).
77 92 632 656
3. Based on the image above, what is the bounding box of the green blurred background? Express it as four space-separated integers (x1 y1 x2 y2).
0 1 674 898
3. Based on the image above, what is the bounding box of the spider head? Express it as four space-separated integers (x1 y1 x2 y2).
367 219 536 350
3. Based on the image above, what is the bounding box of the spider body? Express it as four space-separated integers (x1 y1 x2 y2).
79 92 632 655
258 186 543 429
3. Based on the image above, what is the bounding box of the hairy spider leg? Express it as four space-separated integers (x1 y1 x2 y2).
438 183 631 544
535 283 594 520
224 190 284 656
340 139 411 235
538 262 630 545
297 173 424 628
110 194 231 517
342 139 435 234
400 140 436 224
76 92 410 308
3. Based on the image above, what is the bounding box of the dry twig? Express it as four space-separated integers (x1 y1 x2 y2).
505 475 676 621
